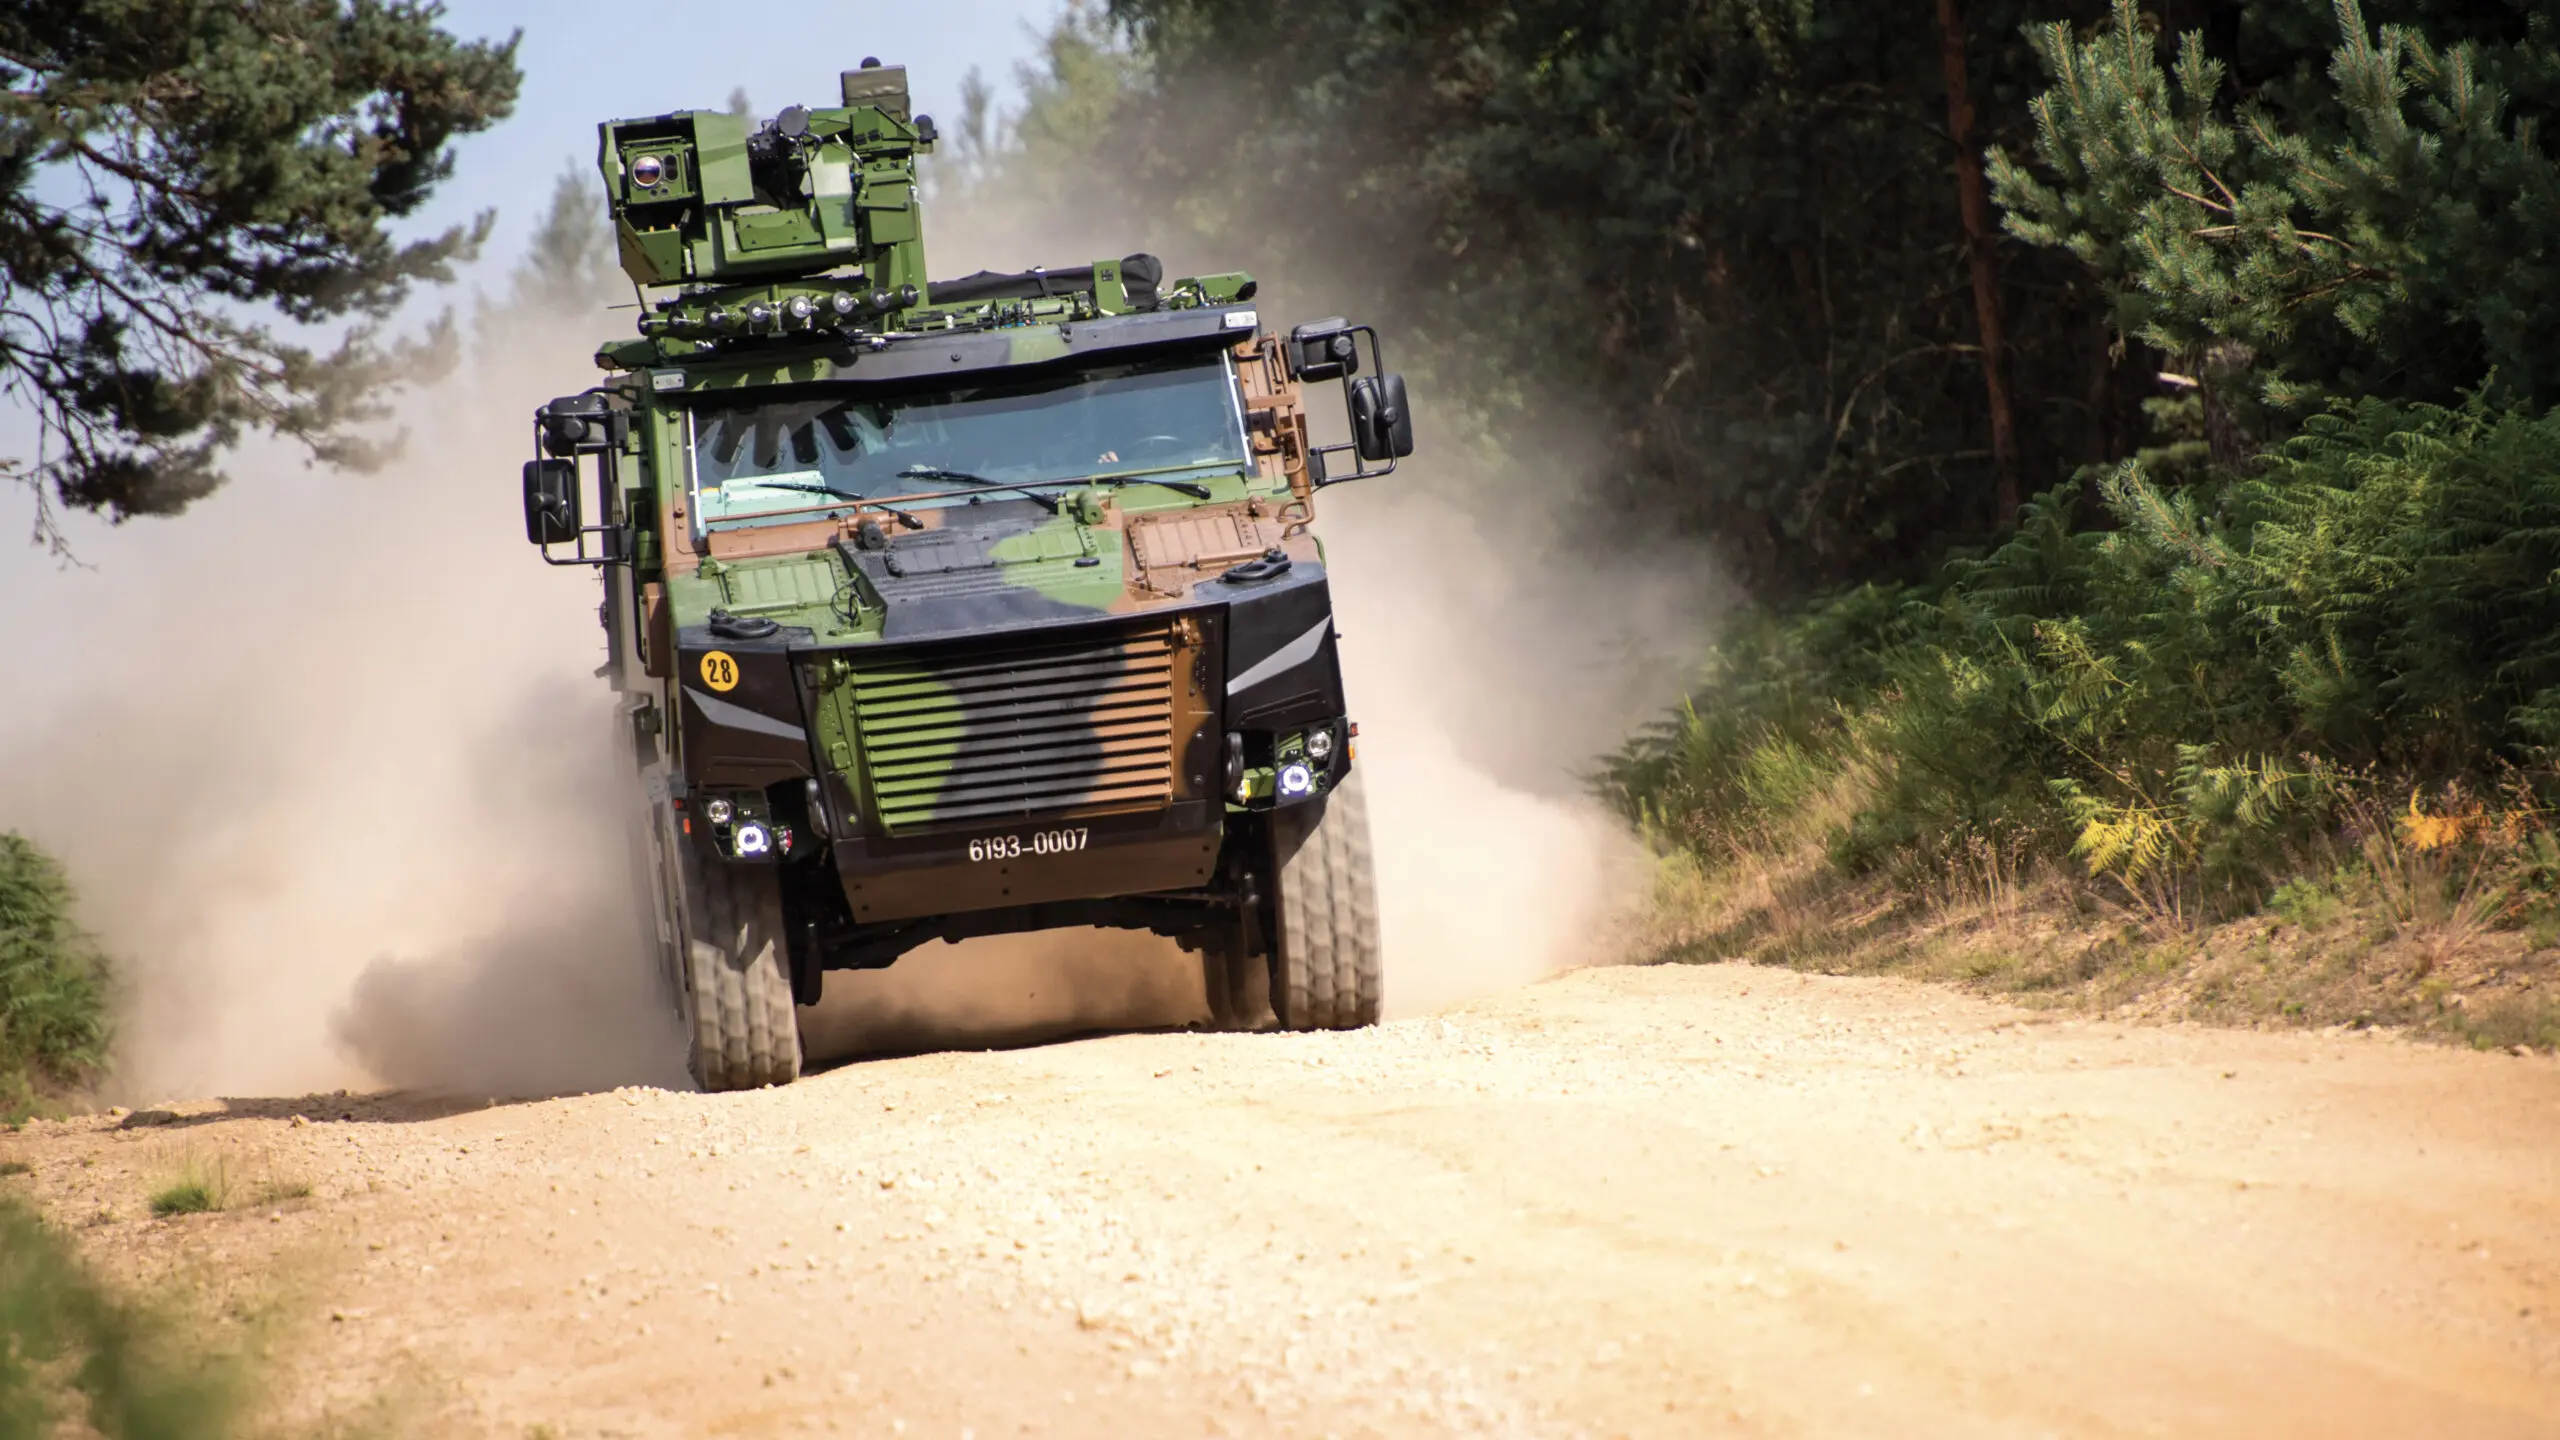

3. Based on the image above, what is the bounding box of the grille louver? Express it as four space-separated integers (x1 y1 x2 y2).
848 626 1177 832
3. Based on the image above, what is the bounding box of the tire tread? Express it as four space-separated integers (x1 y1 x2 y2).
678 843 803 1091
1270 770 1382 1030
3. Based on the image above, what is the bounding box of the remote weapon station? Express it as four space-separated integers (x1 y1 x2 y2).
522 63 1415 1089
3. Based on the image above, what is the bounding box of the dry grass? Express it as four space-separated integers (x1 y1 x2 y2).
144 1145 315 1220
1638 798 2560 1054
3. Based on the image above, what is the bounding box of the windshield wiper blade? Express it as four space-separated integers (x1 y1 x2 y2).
1092 475 1212 499
892 463 1220 509
729 480 921 527
896 465 1062 514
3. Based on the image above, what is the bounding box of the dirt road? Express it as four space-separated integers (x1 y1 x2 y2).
7 961 2558 1438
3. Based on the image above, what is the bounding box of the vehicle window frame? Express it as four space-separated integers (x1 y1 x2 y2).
677 350 1251 535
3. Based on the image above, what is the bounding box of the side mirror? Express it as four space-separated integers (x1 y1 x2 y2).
1350 374 1415 462
523 459 581 546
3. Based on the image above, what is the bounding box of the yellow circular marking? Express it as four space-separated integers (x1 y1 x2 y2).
699 650 741 692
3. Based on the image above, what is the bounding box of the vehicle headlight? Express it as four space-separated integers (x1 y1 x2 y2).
1277 762 1315 798
734 822 772 857
1304 727 1336 762
704 796 735 825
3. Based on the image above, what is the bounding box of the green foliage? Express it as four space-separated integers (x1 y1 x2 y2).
0 833 111 1112
936 4 1148 207
1607 0 2560 923
1605 397 2560 914
1100 0 2143 591
2267 876 2344 927
1993 0 2560 424
0 1194 247 1438
1 2 522 542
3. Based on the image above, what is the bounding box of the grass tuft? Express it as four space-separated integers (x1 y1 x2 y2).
147 1152 233 1218
149 1180 220 1218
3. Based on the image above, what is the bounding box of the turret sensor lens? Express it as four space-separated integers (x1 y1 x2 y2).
631 154 664 188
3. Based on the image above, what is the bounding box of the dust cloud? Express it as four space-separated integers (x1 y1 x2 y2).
1324 475 1687 1014
799 929 1203 1065
927 168 1715 1021
0 127 1712 1100
0 314 685 1103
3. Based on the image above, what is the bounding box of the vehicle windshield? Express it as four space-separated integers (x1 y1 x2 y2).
687 353 1248 524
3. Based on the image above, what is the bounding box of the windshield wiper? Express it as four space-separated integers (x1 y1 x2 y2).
727 479 922 528
895 465 1062 514
890 463 1224 511
735 479 841 496
1090 474 1212 499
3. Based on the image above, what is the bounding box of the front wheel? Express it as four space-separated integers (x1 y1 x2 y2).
1266 769 1383 1029
672 840 803 1091
1197 917 1272 1031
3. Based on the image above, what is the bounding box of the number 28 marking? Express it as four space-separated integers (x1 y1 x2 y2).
699 651 740 692
969 829 1088 863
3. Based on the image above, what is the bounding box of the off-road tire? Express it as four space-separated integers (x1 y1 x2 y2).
675 842 803 1091
1266 769 1383 1029
1198 921 1273 1031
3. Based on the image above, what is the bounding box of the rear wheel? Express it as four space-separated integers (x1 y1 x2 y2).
1266 769 1383 1030
672 839 802 1091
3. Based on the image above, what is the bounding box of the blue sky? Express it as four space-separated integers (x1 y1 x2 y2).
416 0 1065 285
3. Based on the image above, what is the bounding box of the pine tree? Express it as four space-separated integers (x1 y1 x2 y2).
498 165 623 321
1991 0 2560 429
0 2 522 543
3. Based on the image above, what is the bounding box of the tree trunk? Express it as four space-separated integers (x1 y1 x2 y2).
1934 0 2021 525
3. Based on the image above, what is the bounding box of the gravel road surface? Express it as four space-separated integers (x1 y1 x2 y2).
6 962 2556 1438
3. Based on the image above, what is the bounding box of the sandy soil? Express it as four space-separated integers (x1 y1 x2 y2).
6 961 2558 1438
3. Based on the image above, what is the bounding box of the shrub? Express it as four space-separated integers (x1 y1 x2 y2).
0 833 112 1114
1606 397 2560 923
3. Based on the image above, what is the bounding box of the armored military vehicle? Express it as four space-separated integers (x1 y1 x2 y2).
520 62 1415 1089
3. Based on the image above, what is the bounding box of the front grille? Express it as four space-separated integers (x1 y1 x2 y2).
848 625 1177 832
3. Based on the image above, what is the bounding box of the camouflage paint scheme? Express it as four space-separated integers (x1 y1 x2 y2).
543 64 1367 967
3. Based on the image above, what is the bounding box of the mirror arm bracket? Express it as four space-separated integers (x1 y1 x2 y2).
534 424 632 568
1312 327 1402 487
